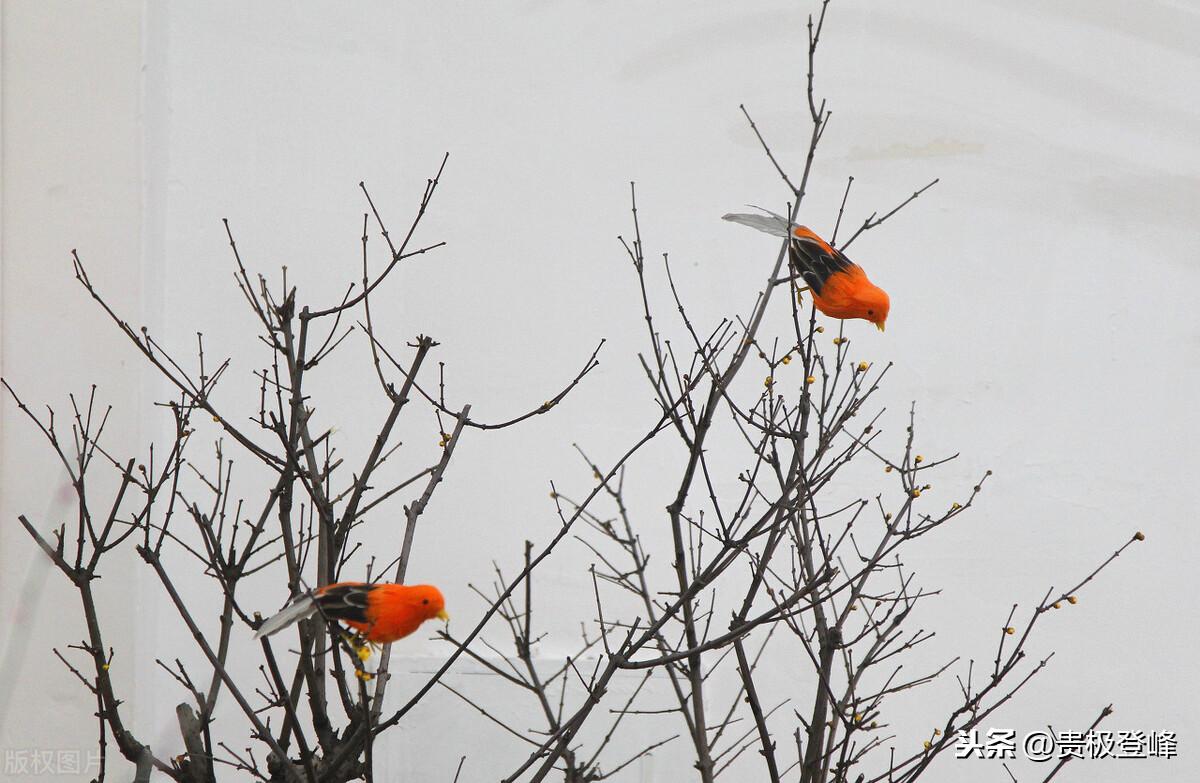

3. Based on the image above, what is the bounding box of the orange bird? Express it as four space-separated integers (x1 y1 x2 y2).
254 582 448 644
723 209 890 331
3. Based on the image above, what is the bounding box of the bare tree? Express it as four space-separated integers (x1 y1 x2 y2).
2 2 1140 782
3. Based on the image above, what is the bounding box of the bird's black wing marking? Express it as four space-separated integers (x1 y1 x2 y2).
315 584 371 623
788 236 852 294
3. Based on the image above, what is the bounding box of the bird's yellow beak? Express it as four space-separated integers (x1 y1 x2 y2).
876 321 886 333
435 609 450 622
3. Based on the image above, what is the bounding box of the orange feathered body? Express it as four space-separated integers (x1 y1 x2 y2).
722 212 890 330
317 582 447 644
789 226 889 328
810 264 888 322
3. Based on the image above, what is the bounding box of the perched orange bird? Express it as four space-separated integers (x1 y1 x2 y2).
254 582 448 644
723 210 890 331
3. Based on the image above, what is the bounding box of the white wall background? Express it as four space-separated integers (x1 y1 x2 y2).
2 1 1198 781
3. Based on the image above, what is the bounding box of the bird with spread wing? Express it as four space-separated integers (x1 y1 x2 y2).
724 209 890 331
255 582 448 645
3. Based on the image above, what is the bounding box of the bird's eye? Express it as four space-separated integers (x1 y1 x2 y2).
867 309 874 316
422 598 429 605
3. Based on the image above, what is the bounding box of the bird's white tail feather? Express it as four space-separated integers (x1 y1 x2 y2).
722 209 793 238
254 594 317 639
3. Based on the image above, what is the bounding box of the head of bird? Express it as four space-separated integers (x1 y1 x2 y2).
410 584 449 623
859 286 890 332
